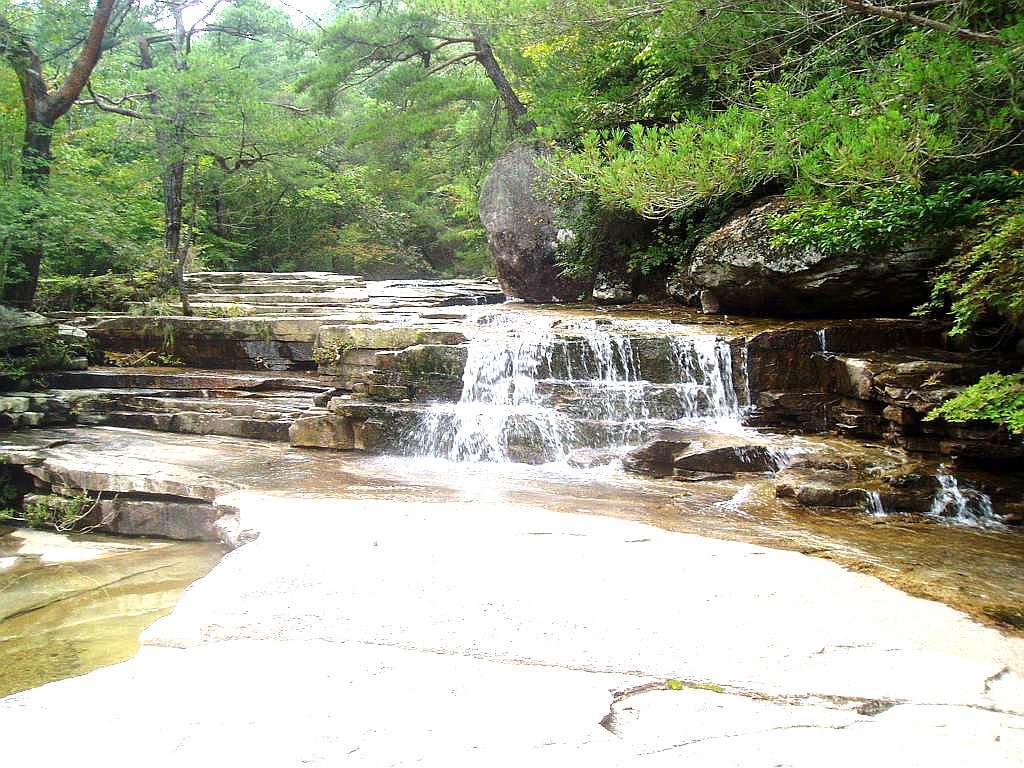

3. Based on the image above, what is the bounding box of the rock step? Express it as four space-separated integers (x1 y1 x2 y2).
79 410 293 442
66 391 314 416
189 292 366 305
292 398 740 461
20 492 223 540
190 305 371 316
185 281 366 295
184 271 365 286
49 368 327 392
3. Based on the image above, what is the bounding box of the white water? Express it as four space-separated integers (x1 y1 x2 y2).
414 315 745 463
929 474 1002 528
865 491 886 518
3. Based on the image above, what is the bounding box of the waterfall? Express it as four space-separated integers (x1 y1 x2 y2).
413 316 744 463
929 474 1001 528
865 491 886 517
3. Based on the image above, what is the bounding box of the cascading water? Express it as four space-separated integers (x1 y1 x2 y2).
929 474 1001 528
864 491 886 518
413 314 745 464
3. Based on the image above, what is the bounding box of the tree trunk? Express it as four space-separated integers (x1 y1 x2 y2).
471 31 536 136
3 114 54 307
141 5 194 316
0 0 118 308
162 145 191 316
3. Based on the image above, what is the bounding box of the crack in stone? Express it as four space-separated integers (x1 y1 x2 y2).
638 722 861 754
984 665 1011 693
608 678 905 716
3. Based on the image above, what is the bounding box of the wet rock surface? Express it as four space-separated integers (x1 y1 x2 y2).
0 526 223 696
4 274 1024 764
72 273 501 369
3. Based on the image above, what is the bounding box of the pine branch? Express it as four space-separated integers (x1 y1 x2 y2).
834 0 1006 44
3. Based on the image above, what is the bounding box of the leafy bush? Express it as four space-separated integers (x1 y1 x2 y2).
24 491 100 532
921 199 1024 335
926 373 1024 436
35 273 172 313
917 194 1024 437
770 172 1024 256
0 336 81 390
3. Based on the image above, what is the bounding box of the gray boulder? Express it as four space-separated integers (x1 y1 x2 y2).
479 142 590 302
668 197 941 316
591 274 634 305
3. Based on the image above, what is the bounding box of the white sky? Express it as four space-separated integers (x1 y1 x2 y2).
178 0 337 29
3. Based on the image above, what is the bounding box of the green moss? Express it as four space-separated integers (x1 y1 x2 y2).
314 338 355 365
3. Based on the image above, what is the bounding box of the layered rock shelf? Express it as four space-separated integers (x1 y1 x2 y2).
4 273 1021 533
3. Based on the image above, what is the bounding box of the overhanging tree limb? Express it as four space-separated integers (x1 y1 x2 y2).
80 82 150 119
834 0 1006 45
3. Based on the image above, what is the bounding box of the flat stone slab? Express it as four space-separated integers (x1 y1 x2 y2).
3 490 1023 765
1 427 240 502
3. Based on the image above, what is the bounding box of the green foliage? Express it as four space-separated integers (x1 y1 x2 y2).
557 190 744 281
543 10 1024 219
0 457 27 519
24 491 96 532
551 107 781 219
103 349 186 368
921 198 1024 335
35 272 171 312
771 172 1024 256
0 331 90 391
925 373 1024 436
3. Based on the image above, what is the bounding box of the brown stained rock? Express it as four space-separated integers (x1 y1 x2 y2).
288 415 355 450
882 405 919 426
101 497 221 540
622 440 692 478
775 468 878 508
748 392 833 430
831 357 876 400
674 445 784 475
744 329 825 394
11 455 227 502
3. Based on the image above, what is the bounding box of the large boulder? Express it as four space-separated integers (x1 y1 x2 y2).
479 143 590 302
668 197 941 316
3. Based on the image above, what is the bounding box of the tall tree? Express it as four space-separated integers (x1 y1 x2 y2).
308 3 536 135
0 0 124 307
87 0 331 310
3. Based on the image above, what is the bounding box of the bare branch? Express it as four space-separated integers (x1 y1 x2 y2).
188 0 230 38
265 101 310 114
276 0 326 32
834 0 1006 44
79 82 149 119
426 51 477 75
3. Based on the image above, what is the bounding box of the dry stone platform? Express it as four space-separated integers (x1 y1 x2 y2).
2 490 1022 766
